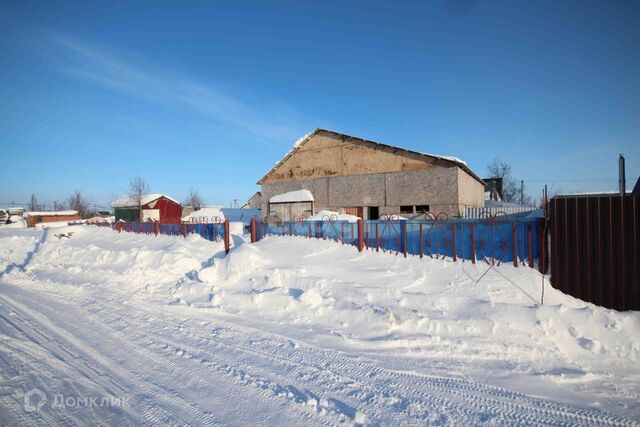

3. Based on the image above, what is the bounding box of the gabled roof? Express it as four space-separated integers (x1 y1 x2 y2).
257 128 484 185
111 193 180 208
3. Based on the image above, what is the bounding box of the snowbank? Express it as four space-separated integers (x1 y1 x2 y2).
1 228 638 423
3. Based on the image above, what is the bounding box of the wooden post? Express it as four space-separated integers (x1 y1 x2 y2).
289 222 293 237
154 222 159 236
183 223 187 238
512 222 518 267
470 222 476 264
224 220 230 254
375 223 379 252
357 219 364 252
401 221 407 257
250 217 257 243
451 223 457 262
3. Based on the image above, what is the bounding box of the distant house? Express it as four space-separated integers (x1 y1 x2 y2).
111 194 181 223
25 210 81 227
258 129 485 221
242 192 262 209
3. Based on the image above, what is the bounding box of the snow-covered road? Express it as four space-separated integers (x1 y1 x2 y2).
0 226 638 426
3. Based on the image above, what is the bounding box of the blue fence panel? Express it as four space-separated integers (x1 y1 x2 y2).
248 216 541 265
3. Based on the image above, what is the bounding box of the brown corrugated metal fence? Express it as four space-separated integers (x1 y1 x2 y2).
550 195 639 310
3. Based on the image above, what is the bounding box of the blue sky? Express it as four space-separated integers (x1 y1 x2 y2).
1 0 639 210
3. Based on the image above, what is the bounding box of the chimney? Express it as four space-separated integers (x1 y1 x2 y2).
619 154 626 197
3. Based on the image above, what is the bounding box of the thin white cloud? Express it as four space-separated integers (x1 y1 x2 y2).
49 34 307 143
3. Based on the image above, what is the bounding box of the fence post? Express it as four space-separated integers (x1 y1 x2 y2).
224 220 230 254
528 223 533 268
419 223 423 258
538 218 546 273
154 222 159 236
182 223 187 238
512 222 518 267
289 222 293 237
375 223 379 252
357 219 364 252
402 221 407 258
451 223 457 262
250 217 257 243
471 222 476 264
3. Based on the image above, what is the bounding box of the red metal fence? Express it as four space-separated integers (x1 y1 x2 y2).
99 217 231 253
550 195 639 310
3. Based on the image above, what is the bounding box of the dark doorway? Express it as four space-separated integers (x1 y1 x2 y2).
368 206 379 220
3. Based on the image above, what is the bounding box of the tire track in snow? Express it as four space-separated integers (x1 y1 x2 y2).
0 289 226 427
80 297 637 426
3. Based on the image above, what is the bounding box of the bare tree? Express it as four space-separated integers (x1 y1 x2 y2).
184 187 204 210
486 159 519 202
128 176 150 221
67 190 90 218
28 194 44 211
53 200 66 211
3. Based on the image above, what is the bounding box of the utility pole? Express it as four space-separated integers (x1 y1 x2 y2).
619 154 626 197
520 180 524 204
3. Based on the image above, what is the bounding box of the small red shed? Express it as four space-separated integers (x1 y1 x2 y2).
112 194 182 223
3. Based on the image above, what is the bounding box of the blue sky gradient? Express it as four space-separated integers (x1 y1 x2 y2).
1 0 639 209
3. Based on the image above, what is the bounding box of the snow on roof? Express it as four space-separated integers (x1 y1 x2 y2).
269 190 314 203
304 210 359 223
25 210 79 216
220 208 262 224
181 206 225 222
112 193 179 208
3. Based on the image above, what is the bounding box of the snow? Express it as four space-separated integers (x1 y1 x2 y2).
34 220 80 229
269 189 314 203
0 226 638 425
304 209 360 222
420 151 468 166
0 216 26 228
24 210 78 216
111 193 180 208
181 206 225 222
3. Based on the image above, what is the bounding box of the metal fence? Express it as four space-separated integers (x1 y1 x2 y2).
550 195 639 311
252 214 545 269
95 217 230 253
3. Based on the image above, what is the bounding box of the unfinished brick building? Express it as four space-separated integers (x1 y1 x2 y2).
258 129 485 221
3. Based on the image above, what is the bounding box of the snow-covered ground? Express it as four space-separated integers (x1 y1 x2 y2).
0 226 638 426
